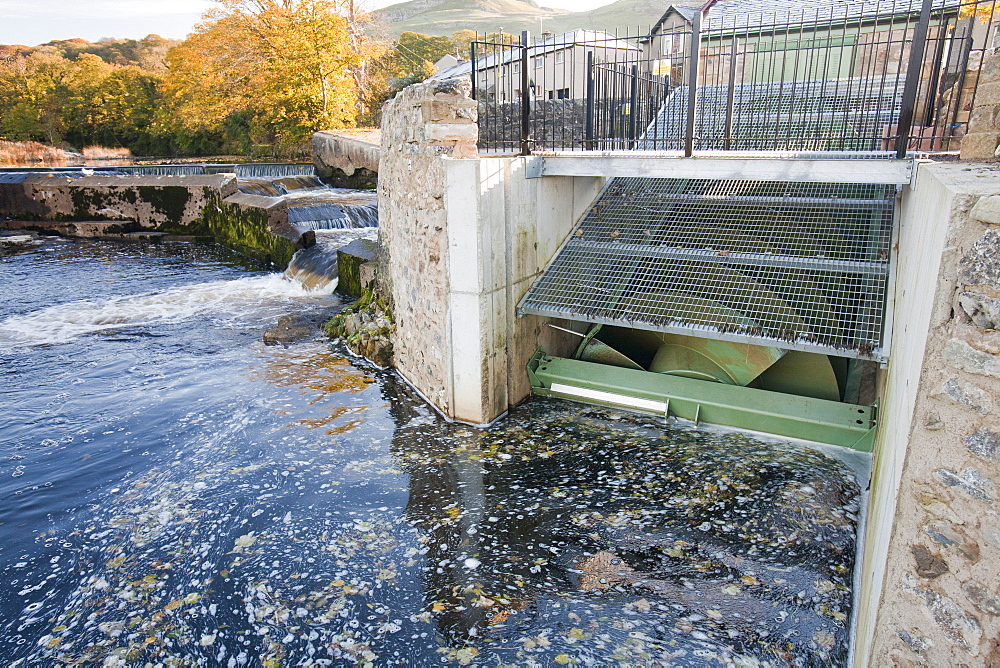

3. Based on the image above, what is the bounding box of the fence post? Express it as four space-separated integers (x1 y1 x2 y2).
894 0 934 158
723 36 738 150
470 40 478 101
628 65 639 147
685 10 702 157
585 51 595 150
520 30 531 156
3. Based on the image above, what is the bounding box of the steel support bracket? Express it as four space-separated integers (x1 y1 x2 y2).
528 352 876 452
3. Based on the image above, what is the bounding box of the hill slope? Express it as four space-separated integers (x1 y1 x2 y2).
373 0 684 36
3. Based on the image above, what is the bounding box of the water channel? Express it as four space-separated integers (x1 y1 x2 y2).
0 237 867 666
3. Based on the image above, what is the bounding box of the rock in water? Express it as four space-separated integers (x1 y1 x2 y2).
263 314 315 344
0 233 40 256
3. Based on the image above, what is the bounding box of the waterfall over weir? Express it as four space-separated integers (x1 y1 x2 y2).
283 228 377 291
114 163 316 178
236 175 379 231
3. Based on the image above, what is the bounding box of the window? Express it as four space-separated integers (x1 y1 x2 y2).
661 34 681 55
513 62 520 73
555 51 565 64
535 57 544 68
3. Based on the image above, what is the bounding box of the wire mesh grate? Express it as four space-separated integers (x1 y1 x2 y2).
519 177 896 359
638 76 907 152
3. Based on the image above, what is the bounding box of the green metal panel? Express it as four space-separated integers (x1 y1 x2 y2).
527 351 875 452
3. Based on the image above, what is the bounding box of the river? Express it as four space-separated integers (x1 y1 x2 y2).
0 237 866 666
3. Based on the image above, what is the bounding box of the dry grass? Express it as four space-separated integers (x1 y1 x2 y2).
0 140 67 165
81 145 132 160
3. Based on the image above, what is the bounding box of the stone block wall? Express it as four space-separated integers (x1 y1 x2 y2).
961 53 1000 161
865 163 1000 665
0 174 305 268
377 76 479 416
378 76 603 423
312 130 381 189
0 174 239 229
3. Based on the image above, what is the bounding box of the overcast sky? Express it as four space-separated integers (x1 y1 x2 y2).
0 0 614 46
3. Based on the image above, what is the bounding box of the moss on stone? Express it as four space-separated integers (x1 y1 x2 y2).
136 186 191 225
323 287 394 367
197 190 297 268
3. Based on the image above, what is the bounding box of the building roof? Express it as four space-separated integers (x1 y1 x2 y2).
432 29 641 80
652 0 962 34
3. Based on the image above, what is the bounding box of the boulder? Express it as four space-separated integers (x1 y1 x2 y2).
263 314 315 345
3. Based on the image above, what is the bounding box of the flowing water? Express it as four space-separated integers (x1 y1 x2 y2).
0 238 866 666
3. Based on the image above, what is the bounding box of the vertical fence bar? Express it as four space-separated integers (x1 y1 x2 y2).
922 24 946 130
585 50 595 150
895 0 935 157
723 36 738 150
628 64 639 146
520 31 531 156
685 10 702 156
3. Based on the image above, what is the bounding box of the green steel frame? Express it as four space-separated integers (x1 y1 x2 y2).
527 350 876 452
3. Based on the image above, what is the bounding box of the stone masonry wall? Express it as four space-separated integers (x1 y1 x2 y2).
377 76 478 416
869 163 1000 665
961 53 1000 161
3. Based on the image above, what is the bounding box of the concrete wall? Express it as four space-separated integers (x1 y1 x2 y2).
18 174 238 228
442 158 604 422
857 162 1000 665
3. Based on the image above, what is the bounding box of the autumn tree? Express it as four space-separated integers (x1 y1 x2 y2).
0 50 165 153
162 0 376 155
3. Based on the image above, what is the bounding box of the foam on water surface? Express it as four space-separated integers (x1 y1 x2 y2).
0 273 331 348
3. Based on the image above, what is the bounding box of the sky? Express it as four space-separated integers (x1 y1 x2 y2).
0 0 614 46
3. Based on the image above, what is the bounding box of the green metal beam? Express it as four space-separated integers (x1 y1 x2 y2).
528 351 875 452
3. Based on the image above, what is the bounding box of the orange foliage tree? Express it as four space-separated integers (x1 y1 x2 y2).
161 0 380 155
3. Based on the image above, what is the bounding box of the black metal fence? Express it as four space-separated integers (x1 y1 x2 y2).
471 0 998 157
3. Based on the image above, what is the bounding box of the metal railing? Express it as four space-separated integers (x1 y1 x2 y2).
470 0 998 157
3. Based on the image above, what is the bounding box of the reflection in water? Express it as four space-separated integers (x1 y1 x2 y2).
0 239 863 666
394 400 863 666
249 343 376 434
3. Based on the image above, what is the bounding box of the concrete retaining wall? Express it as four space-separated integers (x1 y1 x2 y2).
0 174 237 229
857 162 1000 665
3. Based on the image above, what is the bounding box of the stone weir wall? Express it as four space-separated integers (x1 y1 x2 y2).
0 173 306 267
313 130 381 189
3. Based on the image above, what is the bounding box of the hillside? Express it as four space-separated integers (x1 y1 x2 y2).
373 0 685 36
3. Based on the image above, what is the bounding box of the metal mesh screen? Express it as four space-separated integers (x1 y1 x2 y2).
638 76 906 152
519 177 896 360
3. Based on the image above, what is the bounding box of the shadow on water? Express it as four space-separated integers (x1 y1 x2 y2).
0 238 863 667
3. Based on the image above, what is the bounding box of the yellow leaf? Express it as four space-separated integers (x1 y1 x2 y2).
554 654 572 664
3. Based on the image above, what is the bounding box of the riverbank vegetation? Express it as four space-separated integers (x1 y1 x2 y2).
0 1 478 160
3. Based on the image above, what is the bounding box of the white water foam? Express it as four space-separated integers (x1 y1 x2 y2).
0 274 331 348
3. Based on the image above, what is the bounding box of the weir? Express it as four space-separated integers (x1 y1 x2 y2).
0 164 379 267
